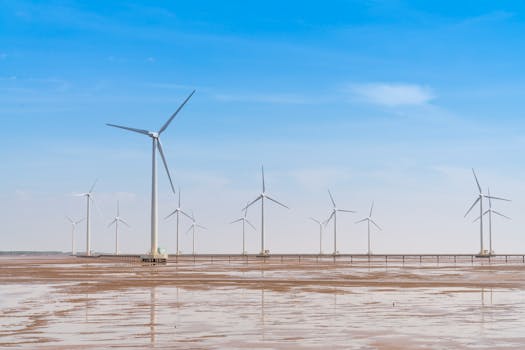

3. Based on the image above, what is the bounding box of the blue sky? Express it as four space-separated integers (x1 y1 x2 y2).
1 0 525 253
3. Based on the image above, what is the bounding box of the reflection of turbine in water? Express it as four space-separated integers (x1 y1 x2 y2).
260 288 266 341
150 287 156 346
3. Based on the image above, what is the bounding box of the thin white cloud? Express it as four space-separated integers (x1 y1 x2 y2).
0 53 7 60
348 83 435 107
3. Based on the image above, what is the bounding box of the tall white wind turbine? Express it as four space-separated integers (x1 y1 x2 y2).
186 212 207 255
77 179 98 256
165 188 192 255
66 216 84 255
473 188 511 255
231 203 256 255
464 169 510 255
324 190 355 255
355 202 381 256
309 218 324 255
107 90 195 260
108 200 130 255
244 166 289 256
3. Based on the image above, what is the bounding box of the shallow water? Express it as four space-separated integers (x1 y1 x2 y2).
1 258 525 349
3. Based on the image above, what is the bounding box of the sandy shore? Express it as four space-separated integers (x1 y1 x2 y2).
1 256 525 349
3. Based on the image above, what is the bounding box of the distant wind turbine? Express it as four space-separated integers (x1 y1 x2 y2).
231 203 256 255
108 200 130 255
355 201 381 256
309 217 323 255
106 90 195 261
165 188 192 255
186 212 207 255
324 190 355 255
66 216 84 255
473 188 511 255
244 166 289 256
464 169 510 255
76 179 98 256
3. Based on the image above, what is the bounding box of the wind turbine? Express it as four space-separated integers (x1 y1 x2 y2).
473 188 511 255
77 179 98 256
107 90 195 261
66 216 84 255
464 169 510 255
231 203 256 255
108 200 130 255
355 201 381 256
309 217 323 255
244 166 289 256
165 188 192 255
324 190 355 255
186 212 207 255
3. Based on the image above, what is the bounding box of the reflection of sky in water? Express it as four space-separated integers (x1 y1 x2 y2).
2 263 525 348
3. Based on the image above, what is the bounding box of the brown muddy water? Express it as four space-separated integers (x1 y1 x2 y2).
1 255 525 349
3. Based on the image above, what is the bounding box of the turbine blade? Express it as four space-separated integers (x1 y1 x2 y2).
472 216 481 223
178 187 181 207
369 201 374 217
185 225 193 234
119 218 131 227
328 189 336 207
266 195 289 209
108 219 117 228
89 179 98 194
338 209 355 213
117 200 120 216
487 187 492 209
157 139 176 194
230 218 243 224
492 210 511 220
180 209 193 221
472 168 482 193
75 218 85 225
355 218 368 224
485 195 511 202
197 224 207 230
158 90 196 134
65 215 74 223
246 219 256 230
324 211 335 226
106 123 150 135
464 197 480 217
309 217 321 224
164 209 177 220
370 219 382 231
243 196 262 211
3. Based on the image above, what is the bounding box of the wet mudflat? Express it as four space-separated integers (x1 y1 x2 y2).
1 255 525 349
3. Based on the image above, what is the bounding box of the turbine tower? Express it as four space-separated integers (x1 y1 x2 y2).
355 201 382 256
77 179 98 256
231 203 256 255
473 188 511 255
108 200 130 255
244 166 289 256
324 190 355 255
309 217 323 255
165 188 192 255
66 216 84 255
107 90 195 261
464 169 510 255
186 212 206 255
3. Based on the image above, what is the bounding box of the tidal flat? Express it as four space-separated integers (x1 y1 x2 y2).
1 255 525 349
